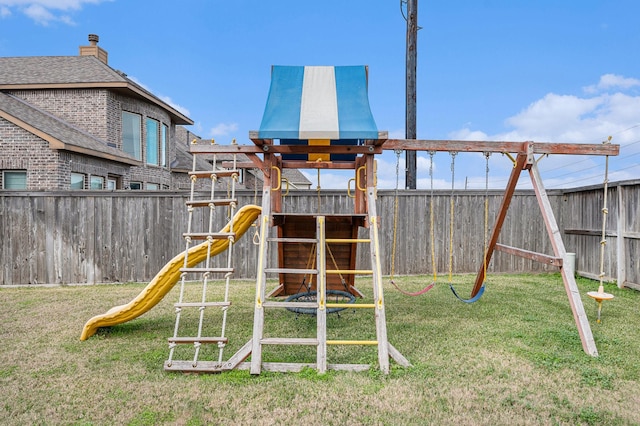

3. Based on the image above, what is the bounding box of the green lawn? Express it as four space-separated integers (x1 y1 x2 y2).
0 274 638 425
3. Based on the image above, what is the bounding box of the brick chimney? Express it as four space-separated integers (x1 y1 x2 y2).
79 34 108 64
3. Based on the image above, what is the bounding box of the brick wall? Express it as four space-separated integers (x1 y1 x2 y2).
0 117 61 189
2 88 191 190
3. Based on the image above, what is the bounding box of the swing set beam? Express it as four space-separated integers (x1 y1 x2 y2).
382 139 619 156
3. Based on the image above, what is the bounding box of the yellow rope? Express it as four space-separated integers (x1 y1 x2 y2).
429 151 437 283
483 152 491 285
389 150 401 281
598 136 612 294
448 152 457 283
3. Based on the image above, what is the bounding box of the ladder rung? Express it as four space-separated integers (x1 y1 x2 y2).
326 340 379 346
264 268 317 275
189 170 239 178
186 199 236 207
262 301 317 309
267 237 318 244
180 267 234 274
326 269 372 275
168 337 229 344
174 302 231 308
183 232 235 240
325 238 371 243
260 338 319 346
164 360 225 372
325 303 375 309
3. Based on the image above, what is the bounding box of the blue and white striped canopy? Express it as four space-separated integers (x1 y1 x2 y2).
258 65 379 140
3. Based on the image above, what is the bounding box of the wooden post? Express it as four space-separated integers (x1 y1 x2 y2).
529 161 598 357
405 0 418 189
366 154 390 373
316 216 327 373
250 184 273 374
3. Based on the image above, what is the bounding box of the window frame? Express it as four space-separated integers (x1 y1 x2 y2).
70 172 85 190
161 124 168 167
122 111 142 160
90 176 105 190
2 170 27 190
146 117 160 165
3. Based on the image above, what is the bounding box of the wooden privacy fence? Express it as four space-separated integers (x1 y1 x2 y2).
1 181 638 288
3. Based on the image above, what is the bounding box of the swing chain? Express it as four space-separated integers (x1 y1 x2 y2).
448 152 457 283
598 136 612 291
483 152 491 284
390 150 402 280
428 151 437 283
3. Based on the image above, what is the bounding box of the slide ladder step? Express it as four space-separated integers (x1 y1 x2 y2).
183 232 235 240
180 267 234 274
264 268 317 275
260 337 319 346
186 199 236 207
189 169 239 178
168 337 229 344
174 301 231 308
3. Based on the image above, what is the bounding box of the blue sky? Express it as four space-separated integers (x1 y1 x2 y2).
1 0 639 190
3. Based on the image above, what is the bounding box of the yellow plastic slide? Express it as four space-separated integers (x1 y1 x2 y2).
80 204 262 340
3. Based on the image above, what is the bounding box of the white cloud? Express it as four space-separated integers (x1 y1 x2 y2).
446 74 640 189
159 96 190 117
209 122 239 138
583 73 640 94
448 127 490 141
0 0 108 25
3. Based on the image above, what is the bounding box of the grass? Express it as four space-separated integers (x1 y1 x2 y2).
1 273 639 425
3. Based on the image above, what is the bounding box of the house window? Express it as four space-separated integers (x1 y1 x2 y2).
2 170 27 189
107 175 120 190
70 172 85 189
122 112 142 160
146 183 159 190
90 176 104 190
146 118 159 165
161 124 168 167
129 182 142 190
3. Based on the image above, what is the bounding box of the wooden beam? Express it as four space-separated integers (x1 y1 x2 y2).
281 160 356 170
495 243 563 267
190 143 263 154
383 139 620 156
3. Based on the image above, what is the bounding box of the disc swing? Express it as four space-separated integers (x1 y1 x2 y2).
587 136 615 322
388 149 436 296
447 151 489 303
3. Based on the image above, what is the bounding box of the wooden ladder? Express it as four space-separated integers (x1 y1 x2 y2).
248 189 410 374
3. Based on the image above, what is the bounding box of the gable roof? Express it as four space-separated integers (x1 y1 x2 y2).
0 56 193 125
0 91 139 165
258 65 378 140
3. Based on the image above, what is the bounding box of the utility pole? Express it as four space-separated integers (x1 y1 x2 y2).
405 0 418 189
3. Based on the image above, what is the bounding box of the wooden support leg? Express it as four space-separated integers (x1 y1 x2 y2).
367 176 390 373
316 216 327 374
529 161 598 356
250 189 272 374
